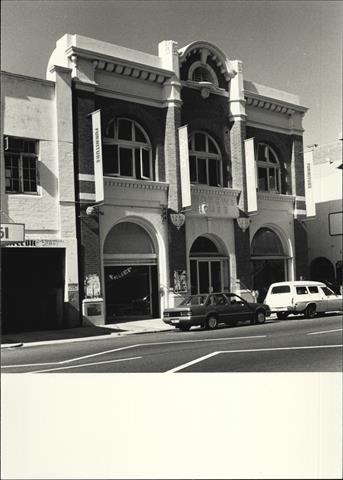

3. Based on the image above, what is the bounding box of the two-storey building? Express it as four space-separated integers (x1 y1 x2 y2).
1 34 309 330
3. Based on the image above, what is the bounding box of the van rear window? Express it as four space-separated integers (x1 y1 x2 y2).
296 286 308 295
308 286 319 293
271 286 290 294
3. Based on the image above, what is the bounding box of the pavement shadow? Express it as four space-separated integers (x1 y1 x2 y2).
1 325 125 345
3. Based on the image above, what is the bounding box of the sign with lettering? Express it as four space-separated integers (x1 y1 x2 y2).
91 109 104 203
179 125 191 209
0 223 25 243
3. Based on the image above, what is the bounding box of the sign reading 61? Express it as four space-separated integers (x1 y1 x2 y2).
0 223 25 242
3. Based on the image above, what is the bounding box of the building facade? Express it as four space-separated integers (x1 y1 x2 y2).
1 69 79 333
1 34 309 330
304 141 343 292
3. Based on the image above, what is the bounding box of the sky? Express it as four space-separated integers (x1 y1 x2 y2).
1 0 342 147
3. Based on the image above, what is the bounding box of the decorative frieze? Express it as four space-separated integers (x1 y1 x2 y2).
257 191 295 203
245 95 299 116
104 177 168 191
93 58 171 85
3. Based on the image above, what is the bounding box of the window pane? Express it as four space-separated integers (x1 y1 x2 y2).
198 157 207 184
199 262 210 294
118 119 132 140
119 147 133 176
208 159 220 186
269 168 277 190
268 148 278 164
296 287 308 295
103 145 118 175
134 124 146 143
257 144 267 162
271 286 290 294
194 133 206 152
258 167 268 190
308 287 319 293
208 137 217 154
210 262 221 292
190 260 198 295
141 149 150 178
189 155 197 182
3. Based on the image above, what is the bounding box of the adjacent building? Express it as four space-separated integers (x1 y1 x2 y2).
304 141 343 292
1 34 309 330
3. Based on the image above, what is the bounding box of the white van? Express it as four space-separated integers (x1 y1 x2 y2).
264 281 343 319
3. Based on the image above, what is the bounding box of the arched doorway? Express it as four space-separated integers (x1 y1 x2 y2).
251 228 288 302
189 236 229 294
103 222 159 321
310 257 335 284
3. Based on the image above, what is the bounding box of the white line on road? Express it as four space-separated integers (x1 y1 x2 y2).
307 329 343 336
29 356 142 374
167 344 343 373
166 352 221 373
2 335 266 369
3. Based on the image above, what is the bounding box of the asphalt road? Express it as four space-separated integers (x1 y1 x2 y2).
1 314 342 373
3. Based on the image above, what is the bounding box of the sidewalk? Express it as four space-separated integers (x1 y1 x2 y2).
1 318 173 348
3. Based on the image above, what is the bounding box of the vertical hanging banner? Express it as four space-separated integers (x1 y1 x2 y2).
179 125 191 210
244 137 258 213
303 150 316 217
91 109 104 203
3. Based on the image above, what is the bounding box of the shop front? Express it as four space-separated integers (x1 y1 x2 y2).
251 227 289 302
103 221 160 322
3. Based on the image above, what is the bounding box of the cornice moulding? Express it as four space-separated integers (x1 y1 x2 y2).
245 92 308 114
257 192 295 203
104 177 169 191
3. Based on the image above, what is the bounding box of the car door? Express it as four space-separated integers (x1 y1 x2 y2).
209 294 230 324
319 286 343 312
224 294 252 324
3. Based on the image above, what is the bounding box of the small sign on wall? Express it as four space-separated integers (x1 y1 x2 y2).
174 270 187 293
0 223 25 243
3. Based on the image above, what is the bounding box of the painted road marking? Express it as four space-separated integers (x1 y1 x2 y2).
307 328 343 336
167 344 343 373
29 356 142 374
1 335 266 370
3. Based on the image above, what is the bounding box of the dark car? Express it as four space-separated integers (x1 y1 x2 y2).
163 292 271 331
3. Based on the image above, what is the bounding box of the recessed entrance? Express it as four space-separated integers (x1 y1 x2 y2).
189 236 228 294
251 228 288 301
103 222 159 321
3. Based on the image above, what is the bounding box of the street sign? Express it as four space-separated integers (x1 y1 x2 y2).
0 223 25 243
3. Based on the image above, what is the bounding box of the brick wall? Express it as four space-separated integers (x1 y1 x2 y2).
294 219 309 279
246 126 293 195
96 96 166 181
181 87 231 187
73 88 102 297
234 221 252 289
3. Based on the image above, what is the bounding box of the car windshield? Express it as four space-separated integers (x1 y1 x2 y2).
180 295 208 306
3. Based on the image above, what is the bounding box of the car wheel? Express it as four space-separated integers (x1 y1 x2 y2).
305 304 316 319
255 310 266 324
179 323 191 331
277 312 288 320
205 315 218 330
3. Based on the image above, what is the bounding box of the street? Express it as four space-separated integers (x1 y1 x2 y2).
2 314 342 373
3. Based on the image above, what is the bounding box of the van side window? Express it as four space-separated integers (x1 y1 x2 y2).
308 286 319 294
296 286 308 295
271 286 290 294
321 287 334 296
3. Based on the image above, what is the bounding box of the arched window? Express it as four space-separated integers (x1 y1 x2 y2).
251 228 284 257
103 118 152 180
189 132 222 187
256 143 281 192
188 61 219 86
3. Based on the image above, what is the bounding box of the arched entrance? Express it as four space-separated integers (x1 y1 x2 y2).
251 228 288 302
189 236 229 294
103 222 159 321
310 257 335 284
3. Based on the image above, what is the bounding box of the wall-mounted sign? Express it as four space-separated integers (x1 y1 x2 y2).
0 223 25 243
174 270 187 293
91 109 104 203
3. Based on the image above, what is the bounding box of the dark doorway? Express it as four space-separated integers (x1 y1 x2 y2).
310 257 335 284
251 259 286 302
1 248 65 333
105 265 159 321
